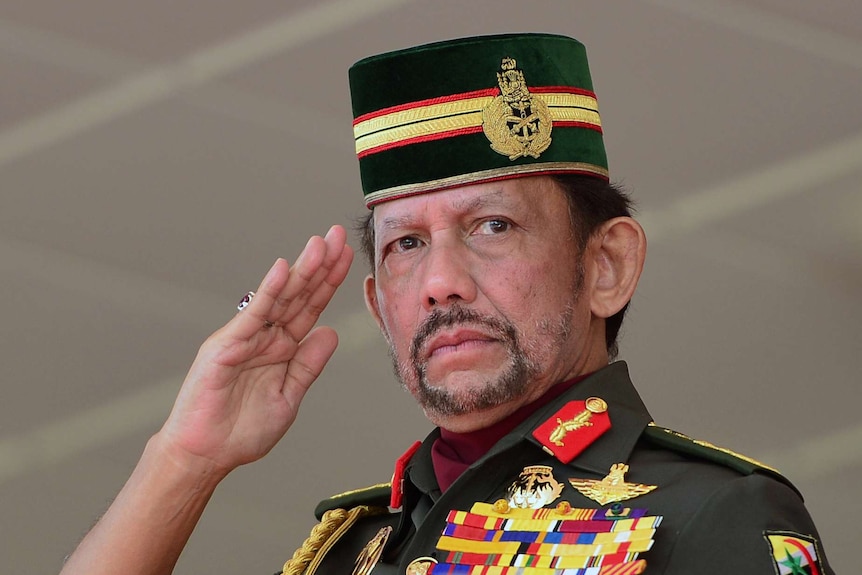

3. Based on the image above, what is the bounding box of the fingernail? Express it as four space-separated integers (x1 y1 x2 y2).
264 258 282 282
324 226 336 240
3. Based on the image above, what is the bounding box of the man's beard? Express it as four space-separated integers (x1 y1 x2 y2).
386 302 575 418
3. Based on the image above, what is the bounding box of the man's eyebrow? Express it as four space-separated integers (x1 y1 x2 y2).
377 215 418 232
452 189 507 212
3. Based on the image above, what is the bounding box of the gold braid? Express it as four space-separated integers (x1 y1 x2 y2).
282 508 349 575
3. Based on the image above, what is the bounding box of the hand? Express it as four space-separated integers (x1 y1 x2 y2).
158 225 354 476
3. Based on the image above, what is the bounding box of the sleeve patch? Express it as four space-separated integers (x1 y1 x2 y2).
764 531 824 575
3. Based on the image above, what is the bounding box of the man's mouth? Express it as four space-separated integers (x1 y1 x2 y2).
424 329 497 360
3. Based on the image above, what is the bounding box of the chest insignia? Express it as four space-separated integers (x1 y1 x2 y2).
531 398 611 463
431 501 661 574
507 465 565 509
351 525 391 575
569 463 658 506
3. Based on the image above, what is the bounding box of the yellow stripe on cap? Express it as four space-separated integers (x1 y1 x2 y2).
354 91 601 157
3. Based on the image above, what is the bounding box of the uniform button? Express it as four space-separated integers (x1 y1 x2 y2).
585 396 608 414
493 498 511 514
405 557 437 575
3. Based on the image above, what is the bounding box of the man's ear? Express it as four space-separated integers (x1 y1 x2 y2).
363 273 385 330
588 216 647 319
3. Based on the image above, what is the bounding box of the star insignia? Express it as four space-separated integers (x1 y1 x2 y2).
569 463 657 506
780 549 809 575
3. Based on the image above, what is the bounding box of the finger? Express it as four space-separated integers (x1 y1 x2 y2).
229 257 292 340
282 243 354 342
243 225 334 330
270 226 349 327
281 326 339 410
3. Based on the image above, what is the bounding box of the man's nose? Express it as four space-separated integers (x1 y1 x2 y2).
419 240 477 310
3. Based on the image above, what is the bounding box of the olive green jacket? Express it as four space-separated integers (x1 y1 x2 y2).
285 362 832 574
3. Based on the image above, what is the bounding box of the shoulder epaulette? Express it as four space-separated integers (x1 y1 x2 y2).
314 482 392 520
642 423 801 498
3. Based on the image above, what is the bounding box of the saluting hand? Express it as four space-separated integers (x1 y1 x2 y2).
157 225 354 477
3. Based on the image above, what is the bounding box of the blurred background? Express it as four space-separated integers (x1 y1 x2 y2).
1 1 859 572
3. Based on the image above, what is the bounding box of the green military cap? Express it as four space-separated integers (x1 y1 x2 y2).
349 33 609 208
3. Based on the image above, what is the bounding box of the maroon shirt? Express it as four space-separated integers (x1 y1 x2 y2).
430 373 591 491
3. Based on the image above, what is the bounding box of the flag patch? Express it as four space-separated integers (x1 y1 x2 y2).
764 531 824 575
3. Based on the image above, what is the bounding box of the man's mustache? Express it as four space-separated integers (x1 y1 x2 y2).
410 305 514 364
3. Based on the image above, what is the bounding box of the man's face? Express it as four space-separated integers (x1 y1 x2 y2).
364 176 605 431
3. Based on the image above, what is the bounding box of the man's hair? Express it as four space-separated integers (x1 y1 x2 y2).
354 175 635 359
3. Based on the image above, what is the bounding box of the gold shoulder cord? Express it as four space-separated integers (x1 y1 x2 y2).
282 505 379 575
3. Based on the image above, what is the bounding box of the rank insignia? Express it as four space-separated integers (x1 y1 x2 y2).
352 525 391 575
531 398 611 463
507 465 565 509
569 463 657 506
764 531 824 575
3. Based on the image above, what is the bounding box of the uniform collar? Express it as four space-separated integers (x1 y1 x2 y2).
406 361 652 495
514 361 653 475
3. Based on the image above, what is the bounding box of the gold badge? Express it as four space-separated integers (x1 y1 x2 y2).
405 557 437 575
547 396 607 447
482 57 552 160
507 465 565 509
569 463 657 506
352 525 391 575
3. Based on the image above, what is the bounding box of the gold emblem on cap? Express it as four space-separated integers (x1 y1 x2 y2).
569 463 657 506
483 57 552 160
352 525 391 575
405 557 437 575
507 464 565 509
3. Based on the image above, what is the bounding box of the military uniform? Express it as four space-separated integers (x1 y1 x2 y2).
282 362 832 574
311 33 835 575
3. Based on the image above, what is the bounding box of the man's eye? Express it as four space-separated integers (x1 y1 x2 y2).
477 219 510 234
392 236 422 252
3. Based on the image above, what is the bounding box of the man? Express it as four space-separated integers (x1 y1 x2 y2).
59 34 832 575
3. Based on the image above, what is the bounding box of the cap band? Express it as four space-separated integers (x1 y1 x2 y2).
354 87 601 158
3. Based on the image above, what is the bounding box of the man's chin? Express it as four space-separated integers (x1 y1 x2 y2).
410 371 530 423
420 399 522 432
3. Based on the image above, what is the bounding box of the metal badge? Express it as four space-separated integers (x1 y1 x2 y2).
507 465 565 509
569 463 657 506
351 525 391 575
482 57 552 160
531 398 612 464
405 557 437 575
